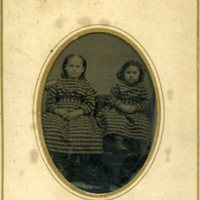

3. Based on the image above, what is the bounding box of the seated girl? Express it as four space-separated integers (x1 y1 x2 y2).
97 60 152 186
42 54 103 185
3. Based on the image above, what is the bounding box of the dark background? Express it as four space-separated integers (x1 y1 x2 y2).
46 33 154 96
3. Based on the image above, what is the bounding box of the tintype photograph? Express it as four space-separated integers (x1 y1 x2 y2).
2 0 198 199
41 32 156 193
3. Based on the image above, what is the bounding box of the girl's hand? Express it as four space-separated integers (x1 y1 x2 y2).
53 108 69 118
118 104 137 114
64 109 84 120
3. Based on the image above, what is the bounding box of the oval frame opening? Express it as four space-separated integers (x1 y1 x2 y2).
33 25 164 200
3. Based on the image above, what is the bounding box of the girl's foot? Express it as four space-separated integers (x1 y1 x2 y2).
115 136 128 151
117 145 128 152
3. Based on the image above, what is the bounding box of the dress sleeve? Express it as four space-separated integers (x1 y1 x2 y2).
79 86 97 114
45 83 58 112
134 87 150 112
108 84 122 106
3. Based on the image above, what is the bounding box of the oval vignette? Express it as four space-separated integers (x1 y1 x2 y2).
35 26 163 198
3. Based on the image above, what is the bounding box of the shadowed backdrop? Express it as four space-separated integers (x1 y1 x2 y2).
46 33 154 96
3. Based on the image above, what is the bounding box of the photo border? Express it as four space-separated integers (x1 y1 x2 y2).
34 25 164 199
1 0 3 199
197 0 200 199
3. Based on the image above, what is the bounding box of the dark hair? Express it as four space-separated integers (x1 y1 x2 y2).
116 60 145 83
61 54 87 80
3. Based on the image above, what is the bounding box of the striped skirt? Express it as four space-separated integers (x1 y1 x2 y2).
97 108 151 142
42 113 103 154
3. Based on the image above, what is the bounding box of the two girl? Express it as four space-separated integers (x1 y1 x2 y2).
42 54 152 191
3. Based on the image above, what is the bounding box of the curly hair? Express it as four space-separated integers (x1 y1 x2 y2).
61 54 87 80
116 60 145 83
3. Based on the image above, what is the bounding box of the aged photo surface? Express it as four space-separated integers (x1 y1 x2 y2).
2 0 199 200
41 33 156 193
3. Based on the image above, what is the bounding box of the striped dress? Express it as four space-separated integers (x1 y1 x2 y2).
42 79 103 154
96 81 151 143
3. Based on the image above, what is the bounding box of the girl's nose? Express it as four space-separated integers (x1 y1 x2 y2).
71 66 76 70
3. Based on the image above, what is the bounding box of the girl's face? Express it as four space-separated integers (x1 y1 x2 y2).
65 56 84 79
124 65 140 84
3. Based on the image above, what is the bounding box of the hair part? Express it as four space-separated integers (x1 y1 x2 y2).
116 60 145 83
61 54 87 80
